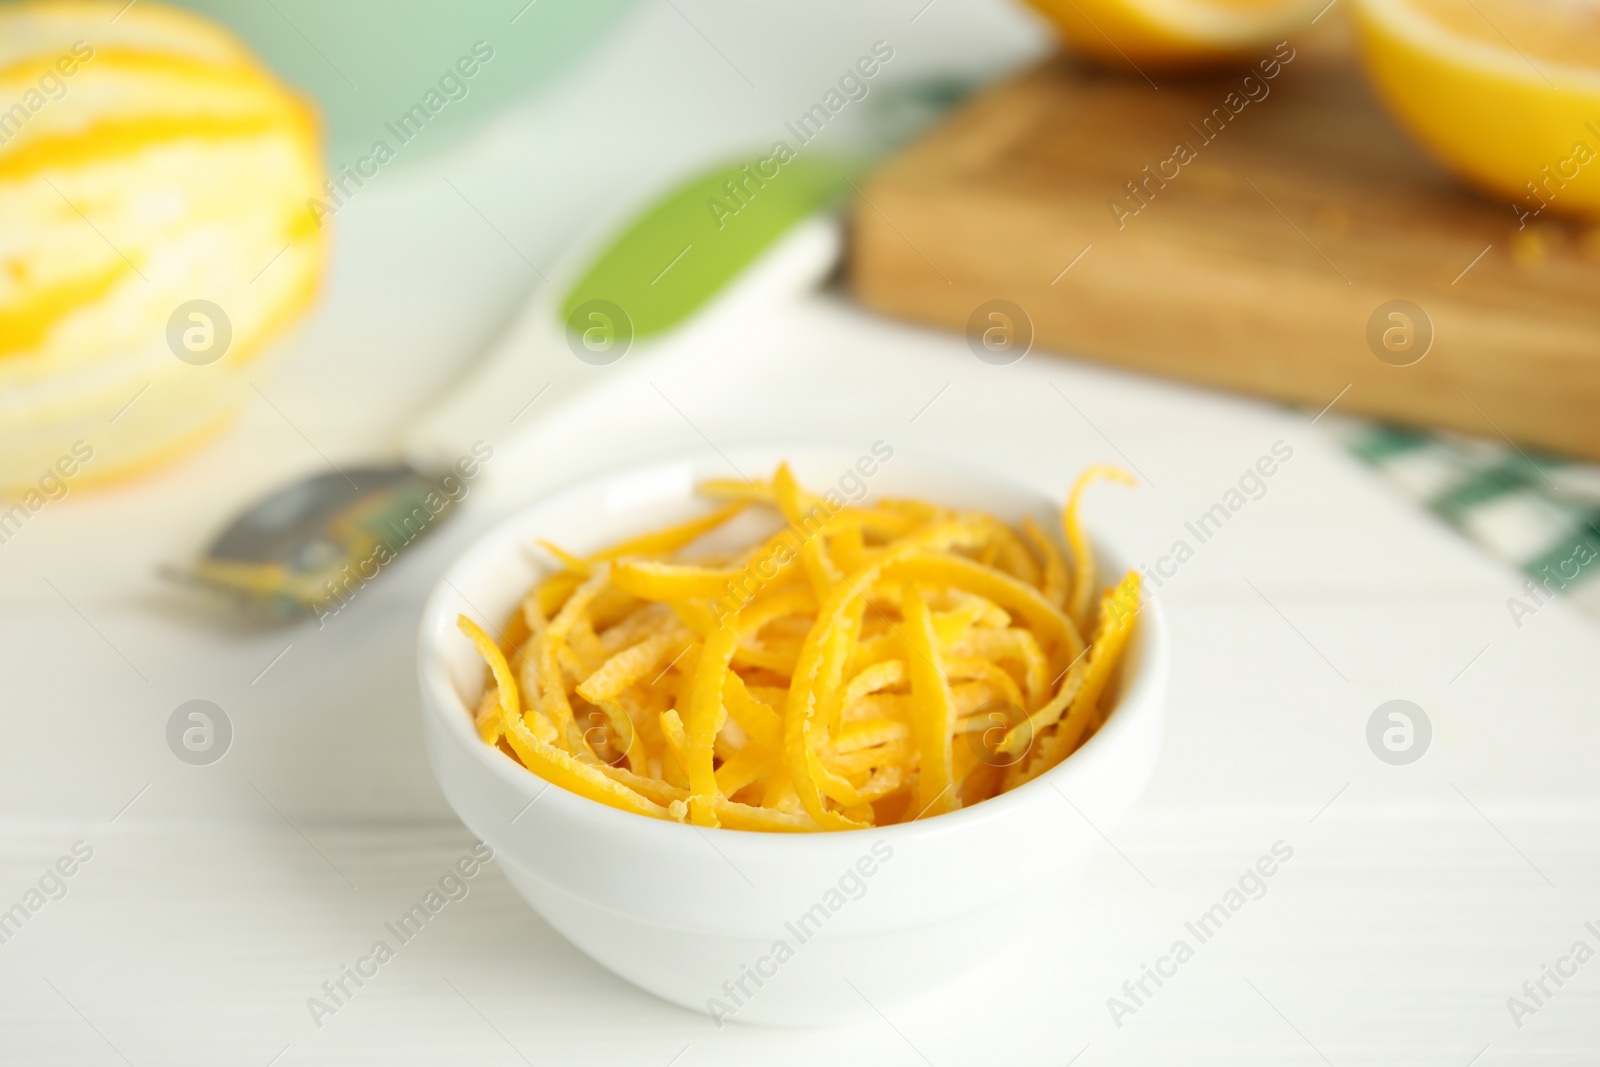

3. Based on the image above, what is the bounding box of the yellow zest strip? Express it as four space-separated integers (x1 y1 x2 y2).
831 521 866 575
932 595 1006 648
841 659 906 709
540 567 612 756
817 597 867 742
824 743 909 777
736 585 818 633
1019 572 1140 783
589 501 748 562
945 656 1027 712
712 798 820 832
1064 465 1137 632
566 617 606 674
526 629 571 751
597 762 688 807
773 462 840 598
1051 572 1140 756
575 631 683 704
744 683 792 715
666 598 719 639
697 478 773 503
500 598 532 659
595 602 672 654
847 632 901 673
1023 515 1069 609
535 570 583 620
844 693 913 726
953 627 1048 709
824 717 911 754
731 644 799 675
473 689 502 745
761 770 799 811
783 606 867 829
885 553 1084 663
900 585 959 818
538 540 591 576
998 658 1087 759
685 612 742 826
612 559 736 601
697 479 910 545
713 747 770 796
809 749 867 806
659 709 690 786
974 517 1041 586
457 616 665 818
951 681 1010 719
723 674 783 751
855 764 907 804
585 697 651 776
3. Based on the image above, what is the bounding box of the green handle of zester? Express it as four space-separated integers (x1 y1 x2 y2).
558 153 857 339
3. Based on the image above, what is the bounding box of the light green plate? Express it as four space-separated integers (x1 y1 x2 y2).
169 0 640 158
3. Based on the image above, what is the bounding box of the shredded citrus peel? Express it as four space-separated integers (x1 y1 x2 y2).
458 463 1141 831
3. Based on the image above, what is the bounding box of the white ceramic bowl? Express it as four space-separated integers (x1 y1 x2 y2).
418 445 1168 1026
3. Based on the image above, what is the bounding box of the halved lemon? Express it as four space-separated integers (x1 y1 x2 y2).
1355 0 1600 218
1021 0 1329 71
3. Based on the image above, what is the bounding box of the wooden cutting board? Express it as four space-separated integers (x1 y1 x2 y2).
849 45 1600 460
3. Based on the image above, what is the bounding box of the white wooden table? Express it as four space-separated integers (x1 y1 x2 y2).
3 2 1597 1063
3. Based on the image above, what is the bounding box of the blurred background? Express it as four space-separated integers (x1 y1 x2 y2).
3 0 1599 1062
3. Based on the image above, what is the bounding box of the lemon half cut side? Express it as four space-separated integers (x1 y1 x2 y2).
1022 0 1329 72
1355 0 1600 218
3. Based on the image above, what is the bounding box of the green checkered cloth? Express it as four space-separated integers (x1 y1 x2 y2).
1339 421 1600 619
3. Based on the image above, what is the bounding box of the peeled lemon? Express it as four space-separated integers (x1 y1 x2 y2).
0 0 325 499
1020 0 1328 71
1355 0 1600 221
